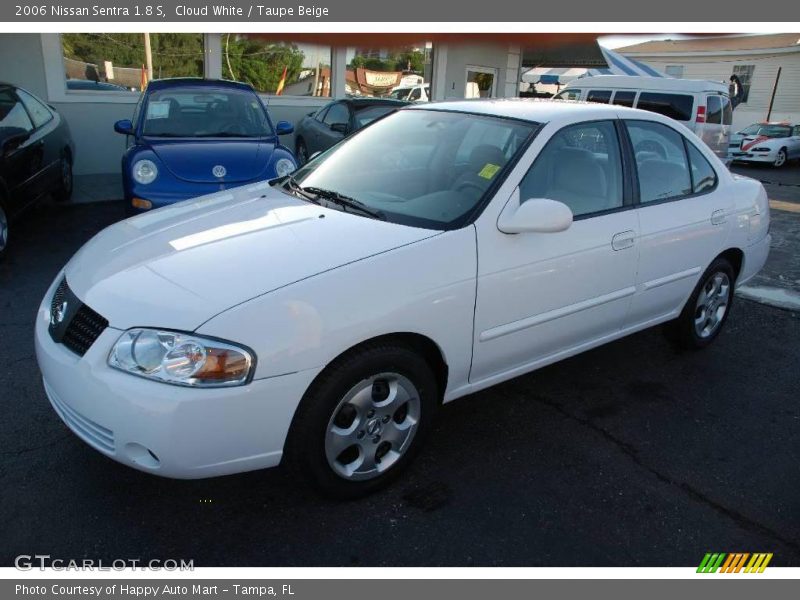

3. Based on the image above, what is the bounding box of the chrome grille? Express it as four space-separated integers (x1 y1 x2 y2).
48 278 109 356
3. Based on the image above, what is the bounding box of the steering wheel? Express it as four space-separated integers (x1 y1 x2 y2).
214 120 242 135
634 139 668 159
455 180 486 196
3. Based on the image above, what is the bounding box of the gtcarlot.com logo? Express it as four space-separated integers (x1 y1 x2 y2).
14 554 194 571
697 552 773 573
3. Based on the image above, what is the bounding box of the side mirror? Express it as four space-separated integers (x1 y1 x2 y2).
275 120 294 136
114 119 134 135
2 130 31 154
497 193 573 234
330 122 348 135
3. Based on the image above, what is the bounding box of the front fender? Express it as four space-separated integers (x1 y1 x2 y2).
197 227 477 397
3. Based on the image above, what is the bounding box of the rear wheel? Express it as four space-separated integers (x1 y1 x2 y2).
773 148 787 168
666 258 735 349
295 139 309 166
53 153 73 202
285 343 438 498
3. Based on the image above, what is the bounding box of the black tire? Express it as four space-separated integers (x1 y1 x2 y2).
666 257 736 350
773 148 787 169
295 139 309 166
284 342 439 499
0 196 8 261
53 153 73 202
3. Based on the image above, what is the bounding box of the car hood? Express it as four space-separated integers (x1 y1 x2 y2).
146 138 276 183
65 182 439 331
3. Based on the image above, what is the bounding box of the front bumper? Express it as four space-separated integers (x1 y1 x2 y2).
730 149 779 164
125 179 260 213
34 276 320 479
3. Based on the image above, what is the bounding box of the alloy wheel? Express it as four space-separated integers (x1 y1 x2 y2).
694 272 731 338
774 149 787 168
0 204 8 252
324 372 421 481
62 158 72 192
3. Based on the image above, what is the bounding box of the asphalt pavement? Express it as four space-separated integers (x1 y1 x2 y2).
1 169 798 567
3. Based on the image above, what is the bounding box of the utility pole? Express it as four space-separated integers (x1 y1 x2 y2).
143 33 154 82
766 67 781 122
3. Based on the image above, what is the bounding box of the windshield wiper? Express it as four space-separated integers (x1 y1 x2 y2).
302 187 386 220
283 176 321 204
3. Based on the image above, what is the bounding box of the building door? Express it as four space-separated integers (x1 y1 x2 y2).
465 66 497 99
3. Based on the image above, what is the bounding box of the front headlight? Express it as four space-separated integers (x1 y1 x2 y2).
275 158 296 177
109 328 254 387
133 159 158 185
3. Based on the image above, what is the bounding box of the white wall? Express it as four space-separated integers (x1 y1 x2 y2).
442 43 520 99
626 51 800 130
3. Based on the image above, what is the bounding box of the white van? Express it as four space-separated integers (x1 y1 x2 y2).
553 75 732 162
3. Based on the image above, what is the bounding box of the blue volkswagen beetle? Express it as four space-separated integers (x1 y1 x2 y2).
114 78 297 213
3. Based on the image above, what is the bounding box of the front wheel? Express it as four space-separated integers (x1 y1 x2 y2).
285 343 439 498
773 148 787 168
667 258 735 349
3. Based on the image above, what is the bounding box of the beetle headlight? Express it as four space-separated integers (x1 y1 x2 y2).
133 159 158 185
109 328 254 387
275 158 296 177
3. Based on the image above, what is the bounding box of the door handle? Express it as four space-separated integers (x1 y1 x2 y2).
611 230 636 251
711 209 727 225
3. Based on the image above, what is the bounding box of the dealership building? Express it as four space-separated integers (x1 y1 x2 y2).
618 33 800 129
1 33 570 202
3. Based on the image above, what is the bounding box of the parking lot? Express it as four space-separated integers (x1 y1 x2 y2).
1 164 799 567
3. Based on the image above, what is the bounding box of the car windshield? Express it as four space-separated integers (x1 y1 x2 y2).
282 109 537 229
142 87 273 138
387 88 413 100
740 124 791 138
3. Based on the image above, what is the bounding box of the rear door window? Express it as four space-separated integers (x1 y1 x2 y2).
612 91 636 107
627 120 692 203
706 96 722 125
686 142 718 193
16 89 53 128
635 92 693 122
586 90 612 104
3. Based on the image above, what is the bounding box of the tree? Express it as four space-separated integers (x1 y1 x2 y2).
223 37 306 93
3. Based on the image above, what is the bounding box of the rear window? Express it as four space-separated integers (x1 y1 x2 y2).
587 90 612 104
612 91 636 107
635 92 693 122
721 96 732 125
706 96 722 125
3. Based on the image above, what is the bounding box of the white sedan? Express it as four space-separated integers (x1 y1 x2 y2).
35 100 771 497
729 122 800 167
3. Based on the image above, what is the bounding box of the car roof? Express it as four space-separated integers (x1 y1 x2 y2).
563 75 729 95
411 97 657 124
145 78 255 92
345 98 410 106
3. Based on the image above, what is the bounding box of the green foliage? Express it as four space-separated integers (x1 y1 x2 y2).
62 33 204 78
348 48 426 73
222 36 307 92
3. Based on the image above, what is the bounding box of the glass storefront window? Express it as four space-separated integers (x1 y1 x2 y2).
61 33 204 92
221 34 332 97
345 43 433 101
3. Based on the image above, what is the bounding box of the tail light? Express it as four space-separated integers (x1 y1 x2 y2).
696 105 706 123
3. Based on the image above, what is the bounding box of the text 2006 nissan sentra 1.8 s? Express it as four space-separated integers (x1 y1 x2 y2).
35 100 771 498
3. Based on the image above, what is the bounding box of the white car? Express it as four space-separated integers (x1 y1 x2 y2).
729 122 800 167
35 100 771 497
